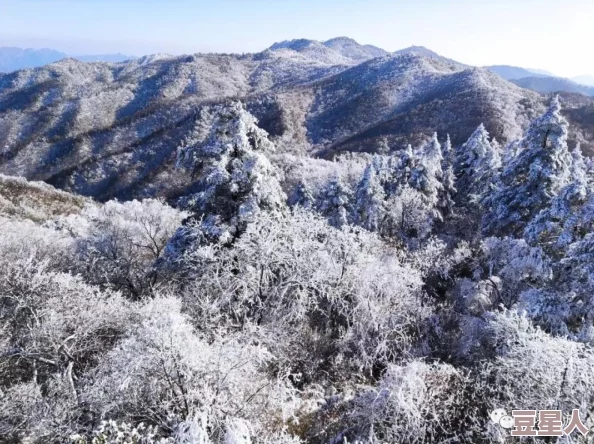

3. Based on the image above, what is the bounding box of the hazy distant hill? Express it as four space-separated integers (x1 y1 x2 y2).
511 76 594 97
0 47 136 72
0 38 592 201
73 53 136 63
486 65 551 80
573 74 594 87
486 65 594 98
0 47 67 72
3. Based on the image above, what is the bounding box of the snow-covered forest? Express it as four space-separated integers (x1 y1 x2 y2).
2 94 594 443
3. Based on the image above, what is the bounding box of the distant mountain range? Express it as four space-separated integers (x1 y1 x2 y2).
0 37 593 202
0 47 136 72
511 76 594 97
572 74 594 87
485 65 552 80
486 65 594 97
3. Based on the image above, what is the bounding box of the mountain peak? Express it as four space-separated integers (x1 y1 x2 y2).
267 37 388 64
322 37 388 61
323 36 359 45
269 39 319 52
394 46 467 69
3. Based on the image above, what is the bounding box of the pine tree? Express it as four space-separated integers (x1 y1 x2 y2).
354 157 387 232
482 96 572 236
502 139 522 165
409 133 444 219
287 179 316 210
439 134 457 216
526 145 592 252
456 124 501 204
387 144 416 196
174 101 286 245
376 136 392 155
315 175 353 228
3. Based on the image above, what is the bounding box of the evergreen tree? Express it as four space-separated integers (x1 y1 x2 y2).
387 144 416 196
439 134 457 216
456 124 501 203
526 145 592 252
174 101 286 245
287 179 316 210
502 139 522 165
376 136 391 155
315 175 353 228
354 157 387 232
482 96 572 236
410 133 444 219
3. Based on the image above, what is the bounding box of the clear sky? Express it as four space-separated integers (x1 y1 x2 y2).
1 0 592 78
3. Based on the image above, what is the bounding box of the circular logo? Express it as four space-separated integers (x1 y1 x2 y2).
499 415 514 429
490 409 507 424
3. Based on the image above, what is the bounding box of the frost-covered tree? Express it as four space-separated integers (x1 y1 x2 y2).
178 208 429 378
55 199 187 298
287 179 316 210
354 157 387 232
478 236 551 308
502 139 522 165
390 144 416 194
344 360 479 443
525 145 591 254
174 101 286 246
483 96 572 236
383 186 434 245
409 133 444 220
439 134 457 216
0 258 134 442
456 124 501 204
474 311 594 425
376 136 391 155
315 174 353 228
83 297 299 443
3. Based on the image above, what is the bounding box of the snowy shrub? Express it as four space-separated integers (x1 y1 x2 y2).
340 360 483 443
0 215 75 268
382 186 434 245
70 420 173 444
176 209 429 377
0 258 133 442
82 297 300 443
61 199 187 297
476 311 594 429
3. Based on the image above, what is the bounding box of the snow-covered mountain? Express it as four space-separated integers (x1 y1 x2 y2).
323 37 389 61
394 45 467 69
0 39 592 201
267 37 389 65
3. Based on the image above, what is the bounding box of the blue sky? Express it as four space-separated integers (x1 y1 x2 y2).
1 0 592 77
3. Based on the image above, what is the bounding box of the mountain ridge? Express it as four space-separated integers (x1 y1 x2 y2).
0 40 593 202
